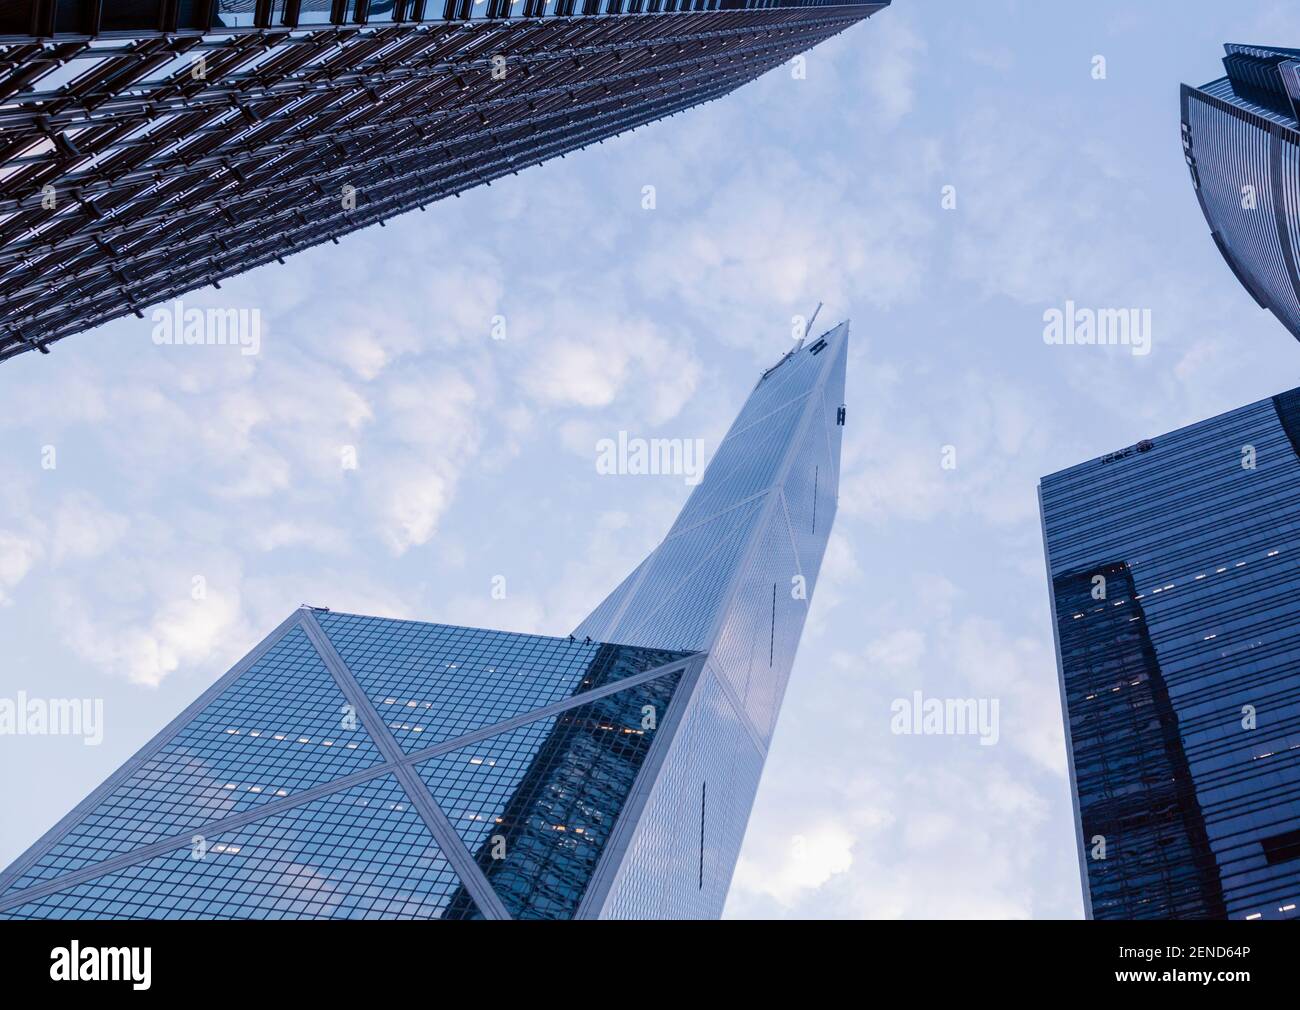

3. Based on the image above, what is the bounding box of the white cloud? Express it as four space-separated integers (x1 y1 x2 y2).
252 520 349 554
804 529 862 636
50 495 129 565
60 584 248 688
947 616 1067 776
364 367 486 554
864 628 927 668
840 367 1050 527
370 462 454 555
733 820 856 905
526 340 623 409
863 12 925 125
520 304 699 426
0 532 41 605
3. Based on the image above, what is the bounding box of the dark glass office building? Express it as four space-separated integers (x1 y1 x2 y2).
0 322 849 919
1041 389 1300 920
0 1 888 362
1181 44 1300 342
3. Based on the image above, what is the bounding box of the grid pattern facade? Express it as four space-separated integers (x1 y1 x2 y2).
314 610 680 748
0 775 475 920
575 322 847 917
1041 388 1300 920
0 624 383 891
430 668 683 918
1051 563 1226 919
0 1 888 362
599 671 763 917
0 323 846 919
1182 43 1300 342
0 612 695 918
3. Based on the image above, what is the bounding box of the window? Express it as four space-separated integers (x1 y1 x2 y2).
698 781 707 889
769 584 776 666
1262 827 1300 866
812 465 818 533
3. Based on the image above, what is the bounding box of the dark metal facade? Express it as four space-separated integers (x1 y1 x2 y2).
0 1 887 361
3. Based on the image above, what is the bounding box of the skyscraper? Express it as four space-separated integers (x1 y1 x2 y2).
0 2 889 362
0 321 848 919
1040 388 1300 920
1181 43 1300 342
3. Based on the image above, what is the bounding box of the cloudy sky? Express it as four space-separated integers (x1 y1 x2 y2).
4 0 1300 919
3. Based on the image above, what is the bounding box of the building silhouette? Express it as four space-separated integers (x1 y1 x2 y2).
1041 388 1300 920
1050 562 1225 920
0 1 888 361
1182 43 1300 342
0 321 848 919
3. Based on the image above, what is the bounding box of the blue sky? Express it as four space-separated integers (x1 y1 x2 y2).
4 0 1300 918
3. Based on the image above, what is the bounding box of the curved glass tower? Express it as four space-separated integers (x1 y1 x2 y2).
1181 43 1300 342
0 322 848 919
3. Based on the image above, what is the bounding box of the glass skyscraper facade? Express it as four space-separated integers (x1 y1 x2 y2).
1041 388 1300 920
0 1 889 362
0 321 848 919
1181 43 1300 342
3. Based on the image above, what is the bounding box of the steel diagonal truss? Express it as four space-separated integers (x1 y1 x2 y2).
0 2 888 362
0 606 706 919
